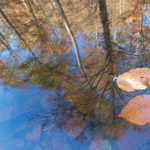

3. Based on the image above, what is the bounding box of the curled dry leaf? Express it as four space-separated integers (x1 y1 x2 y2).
118 95 150 125
115 68 150 92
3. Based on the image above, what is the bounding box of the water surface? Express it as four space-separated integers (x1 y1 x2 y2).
0 0 150 150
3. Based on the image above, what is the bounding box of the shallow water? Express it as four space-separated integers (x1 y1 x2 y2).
0 0 150 150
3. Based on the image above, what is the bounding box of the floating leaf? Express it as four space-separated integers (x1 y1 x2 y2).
118 95 150 125
115 68 150 91
61 116 85 139
26 124 41 140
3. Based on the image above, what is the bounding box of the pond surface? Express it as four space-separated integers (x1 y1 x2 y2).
0 0 150 150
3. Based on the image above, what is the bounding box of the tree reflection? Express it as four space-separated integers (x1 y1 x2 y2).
0 0 150 149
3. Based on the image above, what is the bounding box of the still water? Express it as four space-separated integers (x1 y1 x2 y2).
0 0 150 149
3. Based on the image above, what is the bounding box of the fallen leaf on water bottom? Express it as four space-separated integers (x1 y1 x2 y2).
61 116 85 140
89 139 111 150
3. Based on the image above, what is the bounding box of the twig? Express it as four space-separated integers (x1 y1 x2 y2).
114 84 126 104
42 123 56 131
84 132 98 150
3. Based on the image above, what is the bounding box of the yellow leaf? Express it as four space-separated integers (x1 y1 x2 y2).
140 10 149 16
24 33 32 38
143 12 148 16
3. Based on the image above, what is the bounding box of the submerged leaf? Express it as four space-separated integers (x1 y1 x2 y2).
115 68 150 91
118 95 150 125
89 139 111 150
61 116 85 140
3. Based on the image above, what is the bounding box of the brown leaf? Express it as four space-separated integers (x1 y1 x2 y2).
118 95 150 125
61 116 85 139
116 68 150 91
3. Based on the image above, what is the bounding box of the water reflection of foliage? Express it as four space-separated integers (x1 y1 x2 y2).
0 0 150 148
